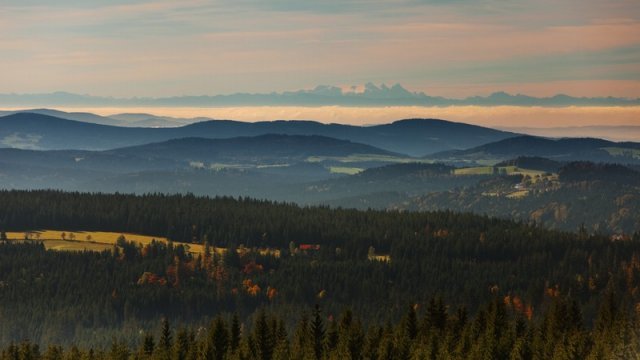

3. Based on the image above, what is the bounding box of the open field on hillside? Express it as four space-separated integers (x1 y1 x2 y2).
452 166 559 199
5 230 205 254
427 152 503 166
329 166 363 175
306 154 416 164
506 190 530 199
454 166 547 178
4 230 281 257
603 147 640 159
454 166 496 175
16 239 114 252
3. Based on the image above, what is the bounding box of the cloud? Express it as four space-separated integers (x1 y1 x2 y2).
14 105 638 131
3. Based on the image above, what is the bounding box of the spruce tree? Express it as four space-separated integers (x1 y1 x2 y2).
142 334 155 356
159 318 173 352
403 305 418 340
309 305 326 360
326 318 339 354
291 313 309 359
108 340 129 360
252 310 274 360
230 313 241 352
173 328 190 360
209 317 229 360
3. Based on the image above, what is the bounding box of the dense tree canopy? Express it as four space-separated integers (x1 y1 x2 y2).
0 190 638 351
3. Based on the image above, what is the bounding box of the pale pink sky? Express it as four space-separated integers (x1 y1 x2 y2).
1 0 640 98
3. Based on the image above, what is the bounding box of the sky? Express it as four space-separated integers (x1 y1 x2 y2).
2 0 640 99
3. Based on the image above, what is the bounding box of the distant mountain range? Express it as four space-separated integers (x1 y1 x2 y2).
0 109 201 128
1 83 639 107
0 112 514 156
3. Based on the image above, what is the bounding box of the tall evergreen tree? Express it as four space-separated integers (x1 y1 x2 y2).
403 305 418 340
173 328 190 360
209 317 229 360
230 313 241 353
252 310 274 360
310 305 325 360
291 313 309 360
142 334 155 357
159 318 173 353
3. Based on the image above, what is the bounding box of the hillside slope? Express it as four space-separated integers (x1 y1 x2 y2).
0 113 515 155
430 135 640 165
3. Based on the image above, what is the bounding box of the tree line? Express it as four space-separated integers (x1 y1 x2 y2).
1 295 639 360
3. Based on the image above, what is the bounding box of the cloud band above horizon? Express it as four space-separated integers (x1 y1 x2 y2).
1 0 640 98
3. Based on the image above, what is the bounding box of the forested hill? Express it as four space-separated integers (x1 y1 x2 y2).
0 112 514 155
430 135 640 165
0 189 529 249
495 156 562 173
403 161 640 234
106 134 397 162
559 161 640 184
0 190 638 347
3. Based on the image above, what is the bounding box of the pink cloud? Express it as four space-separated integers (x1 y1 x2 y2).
2 0 639 97
362 20 640 64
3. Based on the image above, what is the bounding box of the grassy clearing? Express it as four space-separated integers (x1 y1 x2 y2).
602 147 640 159
425 152 502 167
507 190 530 199
307 153 416 164
527 172 558 184
481 192 500 197
209 163 253 170
368 254 391 262
256 164 290 169
8 230 169 245
329 166 363 175
454 166 547 178
195 162 292 171
42 240 114 252
474 159 502 166
5 230 206 254
454 166 496 175
513 168 546 177
4 230 281 257
4 237 110 252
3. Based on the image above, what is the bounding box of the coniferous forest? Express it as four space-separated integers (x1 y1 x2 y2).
0 190 638 357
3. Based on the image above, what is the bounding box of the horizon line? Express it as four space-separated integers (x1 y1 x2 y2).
2 83 640 102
